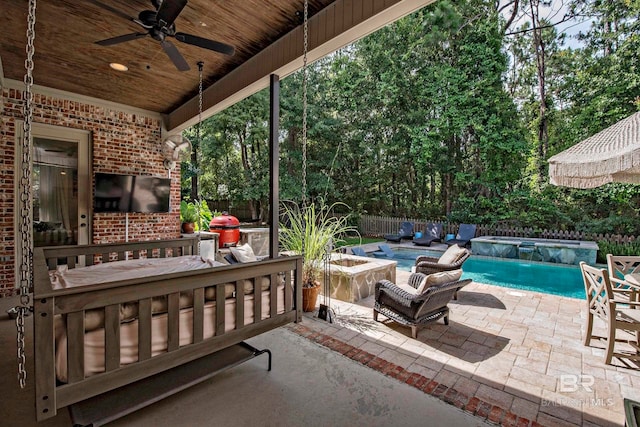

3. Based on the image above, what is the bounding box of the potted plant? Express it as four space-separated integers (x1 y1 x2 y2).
180 200 199 234
279 199 356 312
181 199 219 234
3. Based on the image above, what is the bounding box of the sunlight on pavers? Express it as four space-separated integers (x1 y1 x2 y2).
293 281 640 427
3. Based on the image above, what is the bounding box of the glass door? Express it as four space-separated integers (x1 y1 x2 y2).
27 124 91 248
33 138 80 246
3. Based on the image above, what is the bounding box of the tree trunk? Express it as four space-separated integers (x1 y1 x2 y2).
530 0 549 183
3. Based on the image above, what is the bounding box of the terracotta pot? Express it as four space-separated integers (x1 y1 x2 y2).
181 222 195 234
302 283 321 312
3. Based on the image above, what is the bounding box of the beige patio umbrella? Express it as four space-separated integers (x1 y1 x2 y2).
548 111 640 188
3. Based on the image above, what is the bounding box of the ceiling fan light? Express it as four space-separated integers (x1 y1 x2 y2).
109 62 128 72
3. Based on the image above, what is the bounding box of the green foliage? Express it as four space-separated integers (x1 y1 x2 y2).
180 200 198 224
180 199 219 231
180 0 640 237
279 200 358 286
596 241 640 263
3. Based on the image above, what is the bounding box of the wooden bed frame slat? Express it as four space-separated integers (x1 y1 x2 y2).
167 293 180 352
104 305 121 371
34 296 56 419
235 280 244 329
215 283 225 336
138 298 152 361
254 278 262 323
270 273 278 317
66 311 85 383
33 237 302 421
193 288 204 343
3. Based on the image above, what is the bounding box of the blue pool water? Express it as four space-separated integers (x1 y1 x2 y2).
372 248 586 299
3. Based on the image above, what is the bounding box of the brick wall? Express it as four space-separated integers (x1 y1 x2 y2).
1 86 181 297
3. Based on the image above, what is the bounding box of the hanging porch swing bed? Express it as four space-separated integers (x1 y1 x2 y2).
33 237 302 423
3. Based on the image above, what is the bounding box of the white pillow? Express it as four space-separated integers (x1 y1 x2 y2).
230 243 258 263
438 245 466 265
416 269 463 294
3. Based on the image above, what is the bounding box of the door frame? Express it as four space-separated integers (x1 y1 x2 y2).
14 123 92 280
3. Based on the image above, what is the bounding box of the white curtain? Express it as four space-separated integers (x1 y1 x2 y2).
39 165 73 231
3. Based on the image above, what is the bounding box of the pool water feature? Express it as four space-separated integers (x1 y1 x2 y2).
372 248 586 299
471 236 598 265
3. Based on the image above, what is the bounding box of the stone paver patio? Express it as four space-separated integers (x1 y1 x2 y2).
288 273 640 426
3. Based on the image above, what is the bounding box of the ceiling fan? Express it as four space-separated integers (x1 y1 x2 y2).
90 0 235 71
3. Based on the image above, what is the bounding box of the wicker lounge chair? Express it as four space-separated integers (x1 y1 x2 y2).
414 245 470 299
384 221 414 242
374 271 471 338
580 262 640 365
445 224 477 247
413 223 443 246
415 245 471 275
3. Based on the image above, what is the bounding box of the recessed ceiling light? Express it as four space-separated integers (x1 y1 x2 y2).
109 63 128 72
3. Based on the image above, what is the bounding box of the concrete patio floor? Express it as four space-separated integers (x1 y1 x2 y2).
294 268 640 427
0 295 490 427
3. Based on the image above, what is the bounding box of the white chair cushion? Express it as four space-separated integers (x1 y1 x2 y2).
416 269 463 294
438 245 466 265
230 243 258 263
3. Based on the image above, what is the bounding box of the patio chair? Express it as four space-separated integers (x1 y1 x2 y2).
373 271 471 338
384 221 414 243
579 262 640 365
414 245 471 300
445 224 477 247
606 254 640 303
412 223 443 246
373 244 395 258
351 247 368 257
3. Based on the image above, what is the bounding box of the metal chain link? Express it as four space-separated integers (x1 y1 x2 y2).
197 61 203 153
301 0 309 207
16 0 37 389
196 61 204 247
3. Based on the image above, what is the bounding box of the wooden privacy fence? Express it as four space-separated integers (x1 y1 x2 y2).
358 215 638 245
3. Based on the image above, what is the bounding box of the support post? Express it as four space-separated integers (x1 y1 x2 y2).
269 74 280 259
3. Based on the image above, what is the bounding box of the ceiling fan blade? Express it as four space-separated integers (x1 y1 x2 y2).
156 0 188 29
161 40 190 71
87 0 138 24
95 33 148 46
175 33 235 56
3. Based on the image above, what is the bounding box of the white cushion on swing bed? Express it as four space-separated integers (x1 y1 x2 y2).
49 255 223 289
54 283 287 383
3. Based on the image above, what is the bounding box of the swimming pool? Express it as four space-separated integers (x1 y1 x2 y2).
372 248 587 299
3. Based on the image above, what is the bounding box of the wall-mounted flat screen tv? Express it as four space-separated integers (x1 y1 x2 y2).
94 173 170 213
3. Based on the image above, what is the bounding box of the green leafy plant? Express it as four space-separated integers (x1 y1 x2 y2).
180 200 198 224
181 199 220 231
195 199 218 231
596 240 640 263
279 200 358 287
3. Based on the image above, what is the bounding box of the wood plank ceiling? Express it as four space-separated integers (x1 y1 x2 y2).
2 0 335 114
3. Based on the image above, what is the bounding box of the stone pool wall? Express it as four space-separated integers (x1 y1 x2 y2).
471 236 598 265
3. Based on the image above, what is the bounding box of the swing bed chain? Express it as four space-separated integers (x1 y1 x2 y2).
16 0 37 390
196 61 204 255
301 0 309 206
